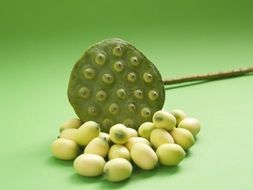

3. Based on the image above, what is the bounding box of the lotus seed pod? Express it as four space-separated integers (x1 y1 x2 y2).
153 110 176 131
150 128 174 149
127 128 138 137
104 158 132 182
156 144 185 166
138 122 155 140
130 143 158 170
73 154 105 177
68 38 165 132
170 128 195 150
178 117 201 136
84 137 109 158
59 128 78 142
51 138 79 160
59 118 82 132
125 137 151 151
171 109 187 126
109 124 129 144
108 144 131 161
75 121 100 146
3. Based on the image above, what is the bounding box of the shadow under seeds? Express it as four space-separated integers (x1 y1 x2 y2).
47 156 73 167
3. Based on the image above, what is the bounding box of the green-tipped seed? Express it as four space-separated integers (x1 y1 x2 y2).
113 45 123 56
83 68 96 79
141 107 151 118
148 90 159 101
109 103 119 114
116 89 126 99
143 72 153 83
113 61 124 72
96 90 107 101
134 89 143 99
130 56 139 66
79 86 90 99
88 106 98 116
102 73 114 84
128 103 136 112
95 53 106 65
127 72 136 82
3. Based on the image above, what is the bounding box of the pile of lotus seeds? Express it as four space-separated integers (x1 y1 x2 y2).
51 109 201 182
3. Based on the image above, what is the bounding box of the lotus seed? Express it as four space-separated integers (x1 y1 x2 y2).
148 90 159 101
102 118 114 130
116 89 126 99
130 56 139 66
88 106 98 116
109 103 119 114
113 45 123 56
143 72 153 83
95 53 106 65
96 90 107 101
123 118 135 128
127 72 137 82
141 107 151 118
102 73 114 84
134 89 143 99
128 103 136 112
113 61 124 72
79 87 90 99
83 68 96 79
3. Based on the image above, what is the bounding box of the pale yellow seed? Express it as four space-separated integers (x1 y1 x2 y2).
84 137 109 158
59 118 82 132
170 128 195 150
108 145 131 161
150 128 174 149
60 128 78 141
127 128 138 137
138 122 155 140
125 137 151 151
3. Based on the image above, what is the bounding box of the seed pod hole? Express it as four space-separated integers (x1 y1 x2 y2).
83 68 96 79
127 72 137 82
134 89 143 99
102 73 114 84
109 103 120 114
113 61 124 72
79 87 90 99
95 53 106 65
128 103 136 112
96 90 107 101
130 56 139 66
143 72 153 83
113 45 123 57
148 90 159 100
88 106 98 116
116 89 126 99
141 107 151 118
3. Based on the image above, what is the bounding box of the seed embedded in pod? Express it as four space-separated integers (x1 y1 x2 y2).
123 118 135 128
102 118 114 131
109 103 120 114
141 107 151 118
143 72 153 83
102 73 114 84
128 103 136 112
134 89 143 99
116 89 126 99
148 90 159 101
79 86 90 99
83 68 96 79
130 56 139 66
127 72 137 82
113 45 123 57
113 61 124 72
95 53 106 65
88 106 98 116
96 90 107 101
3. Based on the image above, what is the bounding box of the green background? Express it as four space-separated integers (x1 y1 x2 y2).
1 0 253 189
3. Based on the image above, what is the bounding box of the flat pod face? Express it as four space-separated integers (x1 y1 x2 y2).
68 38 165 132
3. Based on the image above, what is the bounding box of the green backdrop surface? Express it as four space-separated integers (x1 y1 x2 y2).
0 0 253 189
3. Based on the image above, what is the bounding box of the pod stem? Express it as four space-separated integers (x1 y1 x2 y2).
163 66 253 86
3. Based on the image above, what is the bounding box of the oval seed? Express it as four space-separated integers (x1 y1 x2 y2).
83 68 96 79
108 145 131 161
84 137 109 158
95 53 106 65
127 72 136 82
178 117 201 136
109 124 129 144
102 73 114 84
116 89 126 99
79 86 90 99
170 128 195 150
148 90 159 101
113 61 124 72
143 72 153 83
96 90 107 101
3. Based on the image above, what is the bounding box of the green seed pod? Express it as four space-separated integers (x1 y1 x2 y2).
75 121 100 146
171 109 187 126
130 143 158 170
109 124 129 144
156 143 185 166
178 117 201 136
73 154 105 177
104 158 132 182
138 122 155 140
150 128 174 149
170 128 195 150
84 137 109 158
59 118 82 132
108 144 131 161
153 110 176 131
51 138 79 160
67 38 165 132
